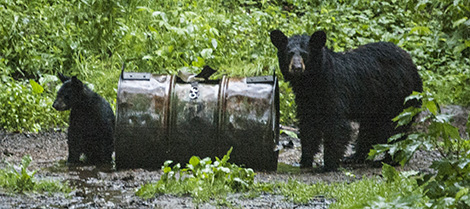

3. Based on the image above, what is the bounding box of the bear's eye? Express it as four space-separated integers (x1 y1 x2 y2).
287 51 296 58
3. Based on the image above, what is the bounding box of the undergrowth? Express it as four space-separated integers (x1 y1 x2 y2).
0 155 72 194
369 91 470 208
1 0 469 131
136 147 255 204
137 91 470 208
136 148 423 208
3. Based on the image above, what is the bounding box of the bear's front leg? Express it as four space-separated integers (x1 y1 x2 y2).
299 119 322 168
322 118 351 171
67 131 81 164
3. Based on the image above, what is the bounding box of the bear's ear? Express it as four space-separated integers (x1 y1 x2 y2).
58 72 70 83
270 30 288 50
309 31 327 50
71 76 84 90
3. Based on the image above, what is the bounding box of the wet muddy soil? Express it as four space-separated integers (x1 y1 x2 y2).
0 131 435 209
1 105 467 208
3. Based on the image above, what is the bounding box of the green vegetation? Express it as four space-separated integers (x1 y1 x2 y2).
0 75 68 132
276 166 427 209
0 155 72 194
2 0 470 207
137 92 470 208
136 148 255 204
1 0 469 131
369 92 470 208
136 148 425 208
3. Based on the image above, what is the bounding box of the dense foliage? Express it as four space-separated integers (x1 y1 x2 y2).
0 0 469 131
370 92 470 208
0 155 72 194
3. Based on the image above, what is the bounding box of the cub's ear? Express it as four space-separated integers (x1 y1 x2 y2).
270 30 288 50
58 72 70 83
309 31 327 50
71 76 84 90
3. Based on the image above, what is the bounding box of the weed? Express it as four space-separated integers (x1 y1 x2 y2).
0 155 72 194
136 147 255 204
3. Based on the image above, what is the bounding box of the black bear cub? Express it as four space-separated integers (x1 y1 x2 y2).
270 30 422 171
53 73 114 165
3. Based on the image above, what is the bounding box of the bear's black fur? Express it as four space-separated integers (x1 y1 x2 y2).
270 30 422 171
53 73 115 165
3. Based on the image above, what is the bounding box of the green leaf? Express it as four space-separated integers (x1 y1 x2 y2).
280 130 298 138
189 156 200 167
164 160 173 167
453 17 468 28
148 25 158 33
142 55 153 60
382 163 399 183
460 193 470 207
220 147 233 164
404 91 422 104
29 80 43 94
211 39 218 49
424 100 439 115
453 43 468 55
409 26 431 36
200 48 213 59
163 166 172 174
191 57 205 67
456 187 469 201
430 160 454 176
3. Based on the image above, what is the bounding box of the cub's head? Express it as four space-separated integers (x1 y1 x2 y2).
52 73 85 111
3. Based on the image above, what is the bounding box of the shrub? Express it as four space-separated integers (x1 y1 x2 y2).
1 0 469 130
369 91 470 208
0 75 67 132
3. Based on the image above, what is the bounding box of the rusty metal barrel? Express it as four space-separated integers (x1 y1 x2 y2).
115 70 279 171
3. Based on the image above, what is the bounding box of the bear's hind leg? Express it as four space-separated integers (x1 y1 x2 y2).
354 117 395 163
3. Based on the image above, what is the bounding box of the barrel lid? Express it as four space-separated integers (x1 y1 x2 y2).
247 76 274 83
121 72 152 81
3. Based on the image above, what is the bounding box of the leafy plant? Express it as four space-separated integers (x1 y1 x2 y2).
0 155 72 194
369 91 470 208
1 0 469 133
0 75 68 132
136 147 424 207
278 80 297 126
348 164 426 209
136 147 255 204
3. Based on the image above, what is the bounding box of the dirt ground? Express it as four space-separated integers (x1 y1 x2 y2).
0 105 467 208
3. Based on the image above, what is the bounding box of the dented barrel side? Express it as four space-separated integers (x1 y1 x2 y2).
115 73 174 169
115 72 279 171
166 80 221 164
219 76 279 170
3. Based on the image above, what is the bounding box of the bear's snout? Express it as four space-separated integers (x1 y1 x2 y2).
289 54 305 73
52 98 68 111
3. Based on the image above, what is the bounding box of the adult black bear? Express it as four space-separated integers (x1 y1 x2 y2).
53 73 115 165
270 30 422 171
